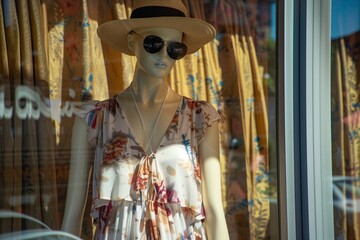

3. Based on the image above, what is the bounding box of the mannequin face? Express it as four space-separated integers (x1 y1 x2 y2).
129 27 183 79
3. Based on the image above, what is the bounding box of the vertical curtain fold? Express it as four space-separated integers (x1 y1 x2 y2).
28 0 59 229
17 0 42 229
216 0 270 239
2 0 22 232
0 0 16 233
0 0 58 231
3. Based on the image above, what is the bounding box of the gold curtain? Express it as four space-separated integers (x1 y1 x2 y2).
331 32 360 240
215 0 270 239
1 0 271 239
0 0 58 232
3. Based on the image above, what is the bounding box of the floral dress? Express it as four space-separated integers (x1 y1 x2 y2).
78 95 219 240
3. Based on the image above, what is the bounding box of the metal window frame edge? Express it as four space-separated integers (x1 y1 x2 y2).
304 0 334 239
278 0 334 239
277 0 297 239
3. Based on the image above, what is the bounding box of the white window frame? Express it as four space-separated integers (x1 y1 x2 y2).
304 0 334 239
279 0 334 239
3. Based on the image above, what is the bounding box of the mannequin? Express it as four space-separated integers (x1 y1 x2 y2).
62 1 229 239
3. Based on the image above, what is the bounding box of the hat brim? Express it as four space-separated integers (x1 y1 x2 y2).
97 17 216 55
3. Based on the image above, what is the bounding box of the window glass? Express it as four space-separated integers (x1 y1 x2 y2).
0 0 278 239
331 0 360 239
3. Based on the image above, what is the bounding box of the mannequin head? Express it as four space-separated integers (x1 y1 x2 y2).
98 0 216 56
128 27 183 79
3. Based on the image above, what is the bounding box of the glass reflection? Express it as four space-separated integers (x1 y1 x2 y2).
331 0 360 239
0 0 278 239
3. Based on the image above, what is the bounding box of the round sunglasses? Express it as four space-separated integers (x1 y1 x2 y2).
130 31 188 60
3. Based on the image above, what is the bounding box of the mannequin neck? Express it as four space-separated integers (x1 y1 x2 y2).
131 70 169 104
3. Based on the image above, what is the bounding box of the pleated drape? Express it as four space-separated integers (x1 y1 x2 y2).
331 33 360 240
0 0 58 232
215 0 270 239
0 0 17 232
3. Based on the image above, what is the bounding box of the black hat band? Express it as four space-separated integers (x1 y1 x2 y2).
130 6 186 19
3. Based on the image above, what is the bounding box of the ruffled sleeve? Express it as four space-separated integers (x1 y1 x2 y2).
75 100 101 148
193 100 220 143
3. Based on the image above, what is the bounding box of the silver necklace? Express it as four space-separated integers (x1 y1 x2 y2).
130 84 170 155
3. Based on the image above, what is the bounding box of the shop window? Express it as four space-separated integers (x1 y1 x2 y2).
0 0 278 239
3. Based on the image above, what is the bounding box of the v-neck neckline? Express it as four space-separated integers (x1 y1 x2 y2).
116 95 184 156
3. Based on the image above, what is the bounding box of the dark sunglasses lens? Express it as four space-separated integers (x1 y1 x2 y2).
167 42 187 60
143 35 164 53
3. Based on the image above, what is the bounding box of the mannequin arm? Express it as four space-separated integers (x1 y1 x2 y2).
61 116 92 236
199 121 229 240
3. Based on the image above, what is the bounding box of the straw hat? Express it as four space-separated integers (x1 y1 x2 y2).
97 0 216 55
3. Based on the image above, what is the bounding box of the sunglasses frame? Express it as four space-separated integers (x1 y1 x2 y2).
130 30 188 60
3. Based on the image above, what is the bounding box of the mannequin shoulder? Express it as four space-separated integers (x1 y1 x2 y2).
74 97 119 124
183 97 219 115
